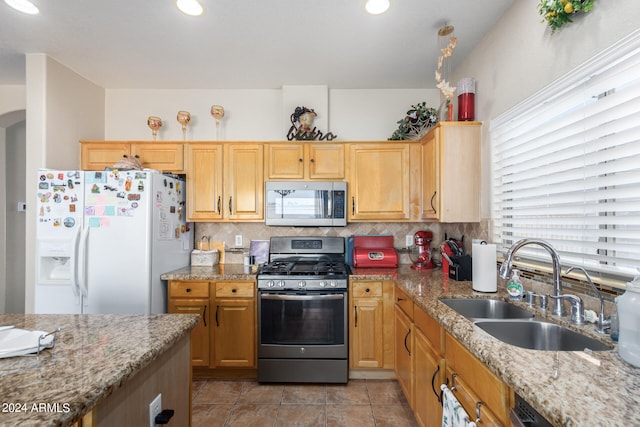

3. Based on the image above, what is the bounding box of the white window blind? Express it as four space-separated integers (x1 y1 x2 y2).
491 30 640 284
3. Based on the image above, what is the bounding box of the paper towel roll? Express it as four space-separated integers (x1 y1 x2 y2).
472 242 497 292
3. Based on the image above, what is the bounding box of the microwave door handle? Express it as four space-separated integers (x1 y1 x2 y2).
327 190 333 218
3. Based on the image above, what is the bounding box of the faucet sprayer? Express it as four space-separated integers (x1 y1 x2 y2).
499 239 565 317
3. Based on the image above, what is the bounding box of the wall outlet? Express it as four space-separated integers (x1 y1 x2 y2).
405 234 414 247
235 235 243 247
149 393 162 427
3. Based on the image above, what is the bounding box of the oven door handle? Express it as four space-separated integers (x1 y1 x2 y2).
260 293 344 301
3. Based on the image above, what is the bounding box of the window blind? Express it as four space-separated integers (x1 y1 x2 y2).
491 30 640 285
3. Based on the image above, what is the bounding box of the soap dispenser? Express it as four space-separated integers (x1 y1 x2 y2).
506 269 524 301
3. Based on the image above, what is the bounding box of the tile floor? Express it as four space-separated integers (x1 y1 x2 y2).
192 378 418 426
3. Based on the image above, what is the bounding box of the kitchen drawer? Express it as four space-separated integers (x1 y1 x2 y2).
215 281 255 298
352 281 383 298
414 305 444 355
168 281 209 298
395 286 414 319
445 367 503 427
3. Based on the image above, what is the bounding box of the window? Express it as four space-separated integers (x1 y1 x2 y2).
491 30 640 289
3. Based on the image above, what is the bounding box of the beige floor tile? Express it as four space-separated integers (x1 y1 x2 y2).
193 380 244 404
282 384 326 404
326 380 370 404
276 404 326 426
192 404 233 427
372 403 418 427
366 379 407 404
226 404 279 426
326 404 375 427
238 382 285 404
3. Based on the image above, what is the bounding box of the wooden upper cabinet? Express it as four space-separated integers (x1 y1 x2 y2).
185 143 224 221
80 141 129 170
265 143 345 180
185 143 263 222
80 141 184 172
348 143 414 221
129 142 184 172
420 122 481 222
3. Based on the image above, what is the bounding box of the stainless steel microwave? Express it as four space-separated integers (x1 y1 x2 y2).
265 181 347 226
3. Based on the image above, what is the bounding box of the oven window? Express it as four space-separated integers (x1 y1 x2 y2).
260 293 345 346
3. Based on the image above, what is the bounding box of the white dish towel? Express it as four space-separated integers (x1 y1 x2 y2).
441 384 476 427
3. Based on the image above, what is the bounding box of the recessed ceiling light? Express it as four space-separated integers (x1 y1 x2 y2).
176 0 203 16
4 0 39 15
365 0 390 15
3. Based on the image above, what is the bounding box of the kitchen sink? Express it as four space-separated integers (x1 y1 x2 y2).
440 298 535 320
474 320 612 351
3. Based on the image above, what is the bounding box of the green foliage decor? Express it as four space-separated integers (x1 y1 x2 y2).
538 0 595 32
389 102 438 141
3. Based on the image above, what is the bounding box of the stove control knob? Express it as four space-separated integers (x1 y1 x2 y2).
267 280 275 288
276 280 285 288
329 281 337 288
319 281 327 288
298 280 306 288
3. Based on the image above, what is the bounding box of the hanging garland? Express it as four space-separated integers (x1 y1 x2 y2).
538 0 595 32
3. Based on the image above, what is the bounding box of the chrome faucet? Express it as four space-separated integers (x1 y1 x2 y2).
565 266 611 334
499 239 565 317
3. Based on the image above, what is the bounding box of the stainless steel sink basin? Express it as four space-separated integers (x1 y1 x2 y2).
475 320 612 351
440 298 535 320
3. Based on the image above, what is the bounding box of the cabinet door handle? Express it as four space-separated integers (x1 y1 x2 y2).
397 297 404 302
217 196 221 214
431 364 441 403
215 305 220 326
430 191 437 214
351 197 355 215
354 305 358 327
310 158 315 163
298 158 303 162
202 304 207 327
229 196 233 215
404 328 411 356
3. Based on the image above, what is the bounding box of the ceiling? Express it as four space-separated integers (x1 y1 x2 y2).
0 0 514 90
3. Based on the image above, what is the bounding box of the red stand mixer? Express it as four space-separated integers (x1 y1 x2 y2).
409 230 436 269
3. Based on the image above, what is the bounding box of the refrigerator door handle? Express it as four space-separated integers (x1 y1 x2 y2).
70 227 82 299
78 226 90 301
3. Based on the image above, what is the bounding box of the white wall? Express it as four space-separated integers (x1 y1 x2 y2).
450 0 640 219
24 54 105 313
105 88 440 140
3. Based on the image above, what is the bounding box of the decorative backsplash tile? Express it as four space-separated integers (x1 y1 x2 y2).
194 220 490 264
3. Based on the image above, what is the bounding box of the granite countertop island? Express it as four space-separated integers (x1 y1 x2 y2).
162 263 637 426
0 313 198 427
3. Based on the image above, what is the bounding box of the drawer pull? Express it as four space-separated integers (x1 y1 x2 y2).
397 297 404 302
232 288 237 293
365 288 370 293
186 288 191 293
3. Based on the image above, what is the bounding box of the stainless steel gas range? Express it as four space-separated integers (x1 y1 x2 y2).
257 236 349 383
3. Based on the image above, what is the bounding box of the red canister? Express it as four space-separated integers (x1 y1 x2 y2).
457 77 476 121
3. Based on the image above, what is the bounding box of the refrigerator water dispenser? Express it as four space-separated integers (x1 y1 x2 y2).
36 240 76 284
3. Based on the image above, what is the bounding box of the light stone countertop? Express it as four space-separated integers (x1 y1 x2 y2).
0 313 198 427
162 263 636 426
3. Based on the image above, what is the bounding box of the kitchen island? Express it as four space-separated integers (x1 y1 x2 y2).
0 313 198 427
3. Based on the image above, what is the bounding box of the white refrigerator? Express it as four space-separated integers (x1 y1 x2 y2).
35 169 192 314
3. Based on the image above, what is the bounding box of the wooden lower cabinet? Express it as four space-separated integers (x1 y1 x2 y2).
413 306 445 427
394 303 414 408
445 332 512 426
168 281 210 367
168 280 256 371
212 281 256 368
349 280 394 369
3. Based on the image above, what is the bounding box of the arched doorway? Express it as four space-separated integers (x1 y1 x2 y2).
0 109 26 313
